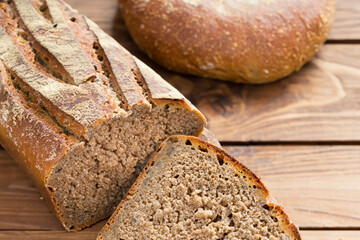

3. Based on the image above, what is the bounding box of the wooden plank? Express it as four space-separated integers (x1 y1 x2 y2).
2 145 360 230
161 44 360 142
0 230 359 240
329 0 360 41
301 230 360 240
224 145 360 228
66 0 360 42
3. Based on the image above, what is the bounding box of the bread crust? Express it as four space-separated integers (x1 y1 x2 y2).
0 0 205 231
98 135 301 239
119 0 336 83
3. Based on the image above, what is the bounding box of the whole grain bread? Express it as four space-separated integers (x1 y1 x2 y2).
98 136 301 240
119 0 336 84
0 0 206 231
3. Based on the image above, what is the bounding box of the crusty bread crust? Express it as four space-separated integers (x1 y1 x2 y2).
119 0 336 84
98 135 301 239
0 0 205 231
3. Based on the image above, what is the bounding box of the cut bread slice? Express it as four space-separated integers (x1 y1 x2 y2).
98 136 301 240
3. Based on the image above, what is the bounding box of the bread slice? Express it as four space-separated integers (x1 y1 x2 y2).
98 136 301 240
0 0 205 231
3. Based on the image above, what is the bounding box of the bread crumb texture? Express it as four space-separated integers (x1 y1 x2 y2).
100 138 300 240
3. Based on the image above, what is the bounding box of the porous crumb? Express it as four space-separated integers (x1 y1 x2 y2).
47 106 203 229
99 139 298 240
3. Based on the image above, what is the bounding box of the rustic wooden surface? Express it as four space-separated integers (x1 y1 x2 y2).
328 0 360 41
1 0 359 239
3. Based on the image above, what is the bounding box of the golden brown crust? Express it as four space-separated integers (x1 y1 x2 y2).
0 3 118 136
84 16 149 110
0 0 206 231
13 0 96 85
270 205 303 240
0 59 73 230
0 60 71 182
119 0 336 84
98 135 301 239
0 0 205 138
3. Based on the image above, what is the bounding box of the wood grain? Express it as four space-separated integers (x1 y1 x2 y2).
0 230 359 240
328 0 360 41
1 0 359 238
301 230 360 240
161 44 360 142
224 145 360 228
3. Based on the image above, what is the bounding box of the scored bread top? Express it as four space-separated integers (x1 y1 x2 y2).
0 0 205 134
99 135 301 240
0 0 205 181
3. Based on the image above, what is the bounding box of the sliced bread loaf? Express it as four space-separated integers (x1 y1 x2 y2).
98 136 301 240
0 0 205 231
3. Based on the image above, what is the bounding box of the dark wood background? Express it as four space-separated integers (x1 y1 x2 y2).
1 0 360 239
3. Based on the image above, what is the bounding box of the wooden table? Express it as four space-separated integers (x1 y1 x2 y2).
1 0 359 239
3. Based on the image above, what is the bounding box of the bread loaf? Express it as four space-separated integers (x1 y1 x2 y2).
98 136 301 239
119 0 336 84
0 0 206 231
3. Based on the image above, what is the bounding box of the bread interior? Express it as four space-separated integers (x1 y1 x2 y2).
47 105 203 230
100 138 294 239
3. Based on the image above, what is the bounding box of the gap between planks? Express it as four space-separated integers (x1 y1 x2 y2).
326 40 360 44
220 141 360 146
5 141 360 150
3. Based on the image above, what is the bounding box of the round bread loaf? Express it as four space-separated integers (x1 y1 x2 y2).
119 0 336 84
